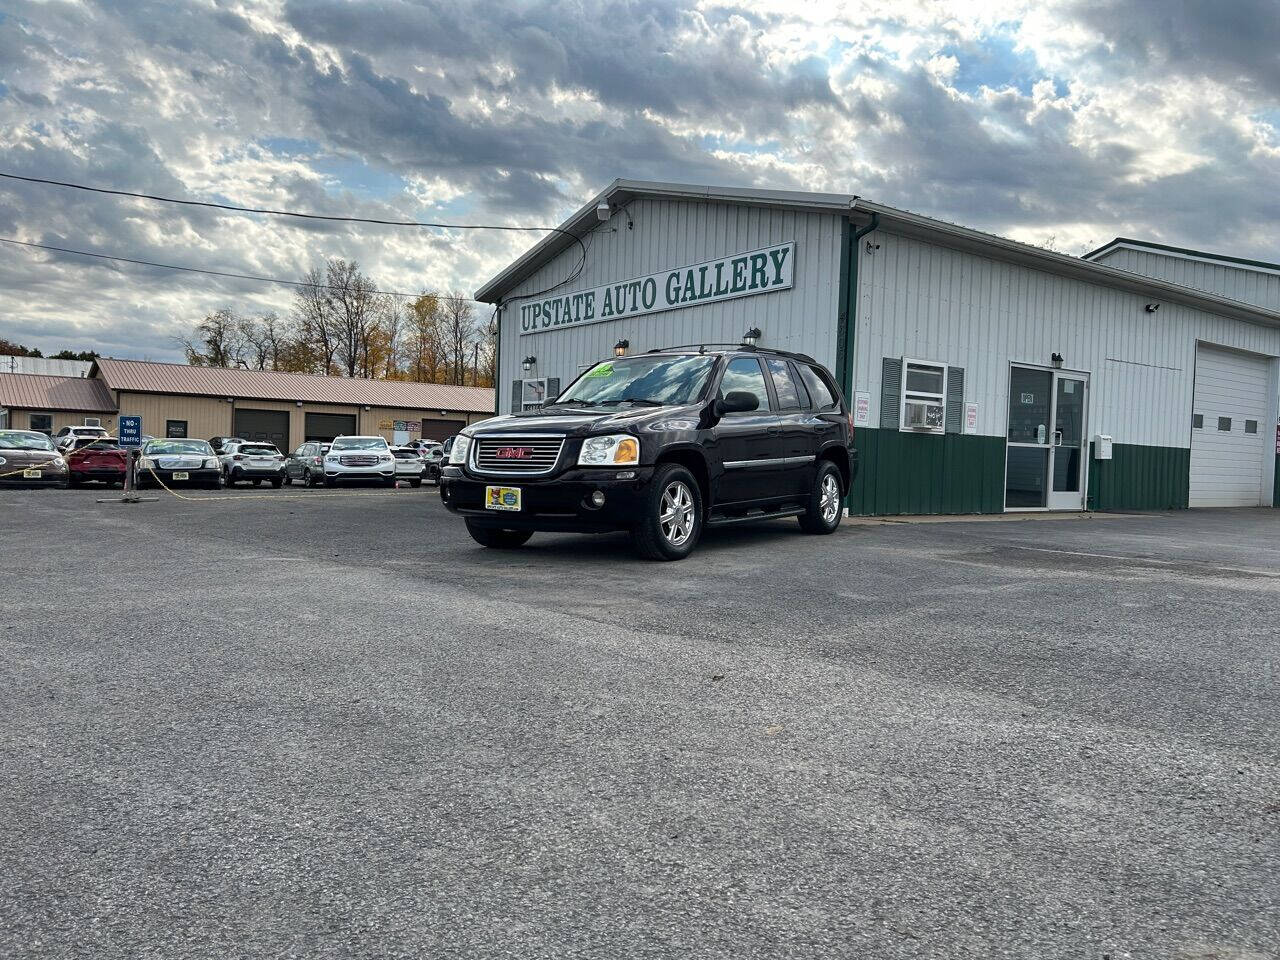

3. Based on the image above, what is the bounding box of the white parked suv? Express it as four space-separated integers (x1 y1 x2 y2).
389 446 427 487
54 424 110 450
219 440 287 487
324 435 397 486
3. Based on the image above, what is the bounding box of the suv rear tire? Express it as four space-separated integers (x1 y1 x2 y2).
465 521 534 549
632 463 702 561
799 461 844 534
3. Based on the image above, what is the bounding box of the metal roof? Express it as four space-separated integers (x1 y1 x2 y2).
474 179 1280 330
0 373 116 412
91 358 495 413
1082 237 1280 276
0 355 93 377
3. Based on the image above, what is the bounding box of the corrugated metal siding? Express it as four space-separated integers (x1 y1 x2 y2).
854 230 1280 451
118 393 232 442
1096 247 1280 313
497 198 844 403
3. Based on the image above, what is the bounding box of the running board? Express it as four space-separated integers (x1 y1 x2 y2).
706 507 804 528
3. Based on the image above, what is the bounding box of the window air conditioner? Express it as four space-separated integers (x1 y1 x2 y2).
905 399 943 430
84 417 102 427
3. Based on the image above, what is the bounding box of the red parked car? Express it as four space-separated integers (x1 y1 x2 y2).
65 435 128 487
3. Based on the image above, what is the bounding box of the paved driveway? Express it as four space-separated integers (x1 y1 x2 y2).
2 489 1277 959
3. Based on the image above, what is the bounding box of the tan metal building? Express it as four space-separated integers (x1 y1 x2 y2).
0 360 494 451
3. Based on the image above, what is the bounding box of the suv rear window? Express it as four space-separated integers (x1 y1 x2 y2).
798 364 838 411
241 445 279 456
764 357 802 411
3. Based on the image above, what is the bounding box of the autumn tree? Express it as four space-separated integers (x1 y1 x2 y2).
442 293 475 386
406 293 446 383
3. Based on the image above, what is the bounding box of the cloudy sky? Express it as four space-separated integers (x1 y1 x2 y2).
1 0 1277 361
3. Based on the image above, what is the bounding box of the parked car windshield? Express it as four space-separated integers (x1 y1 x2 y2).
556 355 717 407
330 437 388 451
392 449 419 459
146 439 213 455
0 431 55 451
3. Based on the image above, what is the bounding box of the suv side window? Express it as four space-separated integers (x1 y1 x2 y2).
719 357 772 412
798 364 838 411
764 357 802 411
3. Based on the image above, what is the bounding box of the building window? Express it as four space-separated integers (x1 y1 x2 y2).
166 420 188 438
0 409 8 429
1218 417 1232 432
521 378 547 411
900 359 946 433
1245 419 1258 435
1192 413 1203 429
29 412 53 435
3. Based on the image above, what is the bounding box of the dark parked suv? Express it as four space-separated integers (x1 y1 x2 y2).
440 346 856 560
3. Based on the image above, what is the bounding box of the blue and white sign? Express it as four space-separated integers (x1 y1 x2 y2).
119 415 143 448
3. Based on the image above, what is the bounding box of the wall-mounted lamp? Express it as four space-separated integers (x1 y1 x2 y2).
296 401 303 408
362 405 371 411
742 327 762 347
866 240 881 253
1145 303 1160 313
225 397 234 403
614 339 630 357
595 201 611 222
1051 352 1064 369
522 355 537 372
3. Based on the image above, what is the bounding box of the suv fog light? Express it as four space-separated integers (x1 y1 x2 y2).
615 470 636 480
590 490 606 508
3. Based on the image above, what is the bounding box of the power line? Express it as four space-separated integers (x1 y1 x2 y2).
0 236 474 301
0 170 588 298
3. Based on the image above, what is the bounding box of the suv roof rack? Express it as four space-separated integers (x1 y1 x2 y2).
645 343 818 364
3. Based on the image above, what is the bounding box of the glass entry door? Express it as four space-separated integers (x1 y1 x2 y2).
1005 366 1089 510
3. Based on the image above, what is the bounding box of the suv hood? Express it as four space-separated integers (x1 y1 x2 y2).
468 403 702 436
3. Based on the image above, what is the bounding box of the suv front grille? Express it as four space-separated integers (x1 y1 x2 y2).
473 435 565 475
339 454 379 466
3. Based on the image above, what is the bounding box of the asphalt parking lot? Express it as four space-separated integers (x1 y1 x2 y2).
2 486 1277 960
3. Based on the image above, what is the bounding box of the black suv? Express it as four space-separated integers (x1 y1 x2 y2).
440 346 856 560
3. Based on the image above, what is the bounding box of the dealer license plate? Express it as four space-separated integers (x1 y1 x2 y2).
485 485 521 511
23 469 41 479
173 471 189 480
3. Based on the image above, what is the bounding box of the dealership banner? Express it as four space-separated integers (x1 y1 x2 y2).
516 241 795 336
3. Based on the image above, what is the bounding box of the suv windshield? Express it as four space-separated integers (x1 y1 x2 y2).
556 355 717 407
331 437 387 451
0 431 54 451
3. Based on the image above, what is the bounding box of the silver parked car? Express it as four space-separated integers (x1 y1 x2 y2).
219 440 286 487
389 446 427 487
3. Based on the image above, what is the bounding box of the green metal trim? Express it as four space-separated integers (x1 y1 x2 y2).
1086 441 1189 510
836 212 879 404
493 303 502 415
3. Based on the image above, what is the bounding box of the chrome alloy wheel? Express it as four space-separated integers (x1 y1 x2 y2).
820 473 841 524
659 480 695 546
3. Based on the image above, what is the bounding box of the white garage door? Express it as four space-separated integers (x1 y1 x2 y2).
1189 345 1270 507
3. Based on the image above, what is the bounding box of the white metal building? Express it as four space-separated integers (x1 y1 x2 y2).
476 181 1280 514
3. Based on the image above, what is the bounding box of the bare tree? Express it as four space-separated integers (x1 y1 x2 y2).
293 268 338 375
442 293 475 386
179 308 245 367
325 258 378 378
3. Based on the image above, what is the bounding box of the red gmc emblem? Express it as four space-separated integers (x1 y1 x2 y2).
495 446 534 459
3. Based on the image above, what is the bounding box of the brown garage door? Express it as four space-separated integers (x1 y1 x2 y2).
421 418 464 441
305 412 357 442
234 408 289 453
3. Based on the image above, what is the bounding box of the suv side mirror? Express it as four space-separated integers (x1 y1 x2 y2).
714 390 760 416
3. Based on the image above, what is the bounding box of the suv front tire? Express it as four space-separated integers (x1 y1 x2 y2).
632 463 703 561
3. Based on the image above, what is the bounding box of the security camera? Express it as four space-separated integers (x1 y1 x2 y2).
1145 303 1160 312
595 201 611 222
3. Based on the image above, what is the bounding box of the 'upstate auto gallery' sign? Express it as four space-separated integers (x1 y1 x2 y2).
517 241 795 336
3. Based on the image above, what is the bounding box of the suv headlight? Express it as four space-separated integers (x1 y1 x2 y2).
578 434 639 466
449 435 472 465
203 458 217 469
